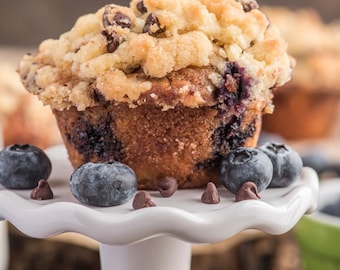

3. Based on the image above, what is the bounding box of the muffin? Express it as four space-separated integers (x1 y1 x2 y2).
261 7 340 140
19 0 292 189
0 64 62 149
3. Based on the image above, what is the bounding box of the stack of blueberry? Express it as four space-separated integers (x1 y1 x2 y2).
0 142 303 207
220 142 303 201
0 144 137 206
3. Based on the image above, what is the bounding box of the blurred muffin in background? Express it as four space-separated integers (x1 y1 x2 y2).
0 64 62 149
261 7 340 140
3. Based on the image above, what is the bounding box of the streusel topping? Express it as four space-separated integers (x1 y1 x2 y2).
19 0 292 111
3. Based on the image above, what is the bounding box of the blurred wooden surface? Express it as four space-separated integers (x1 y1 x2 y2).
8 224 303 270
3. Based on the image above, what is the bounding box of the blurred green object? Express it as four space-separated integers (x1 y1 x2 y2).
295 179 340 270
296 216 340 269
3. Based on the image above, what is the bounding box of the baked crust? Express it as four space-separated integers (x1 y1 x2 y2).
54 103 260 189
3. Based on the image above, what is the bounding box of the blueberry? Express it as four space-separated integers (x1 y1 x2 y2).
258 142 303 188
301 151 340 176
70 162 137 207
321 198 340 217
220 147 273 194
0 144 52 189
301 151 329 175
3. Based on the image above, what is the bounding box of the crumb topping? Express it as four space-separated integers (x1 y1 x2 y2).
19 0 292 111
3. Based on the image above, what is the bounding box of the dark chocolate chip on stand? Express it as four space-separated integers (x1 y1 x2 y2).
201 182 220 204
235 181 260 202
132 191 157 210
30 179 54 200
156 176 178 197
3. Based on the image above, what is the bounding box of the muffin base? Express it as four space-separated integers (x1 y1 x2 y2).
54 103 261 189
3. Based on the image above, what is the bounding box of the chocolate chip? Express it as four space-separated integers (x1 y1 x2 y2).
143 13 165 35
30 179 54 200
132 191 157 210
113 12 132 28
235 181 260 202
201 182 220 204
103 5 131 29
101 29 123 53
156 176 178 197
103 5 116 28
243 1 259 12
101 5 130 53
136 0 147 14
237 0 259 12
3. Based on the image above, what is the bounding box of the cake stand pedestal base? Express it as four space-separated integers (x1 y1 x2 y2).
100 236 191 270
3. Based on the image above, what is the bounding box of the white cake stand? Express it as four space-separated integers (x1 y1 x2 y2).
0 145 319 270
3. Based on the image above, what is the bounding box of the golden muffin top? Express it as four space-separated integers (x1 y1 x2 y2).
19 0 292 112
